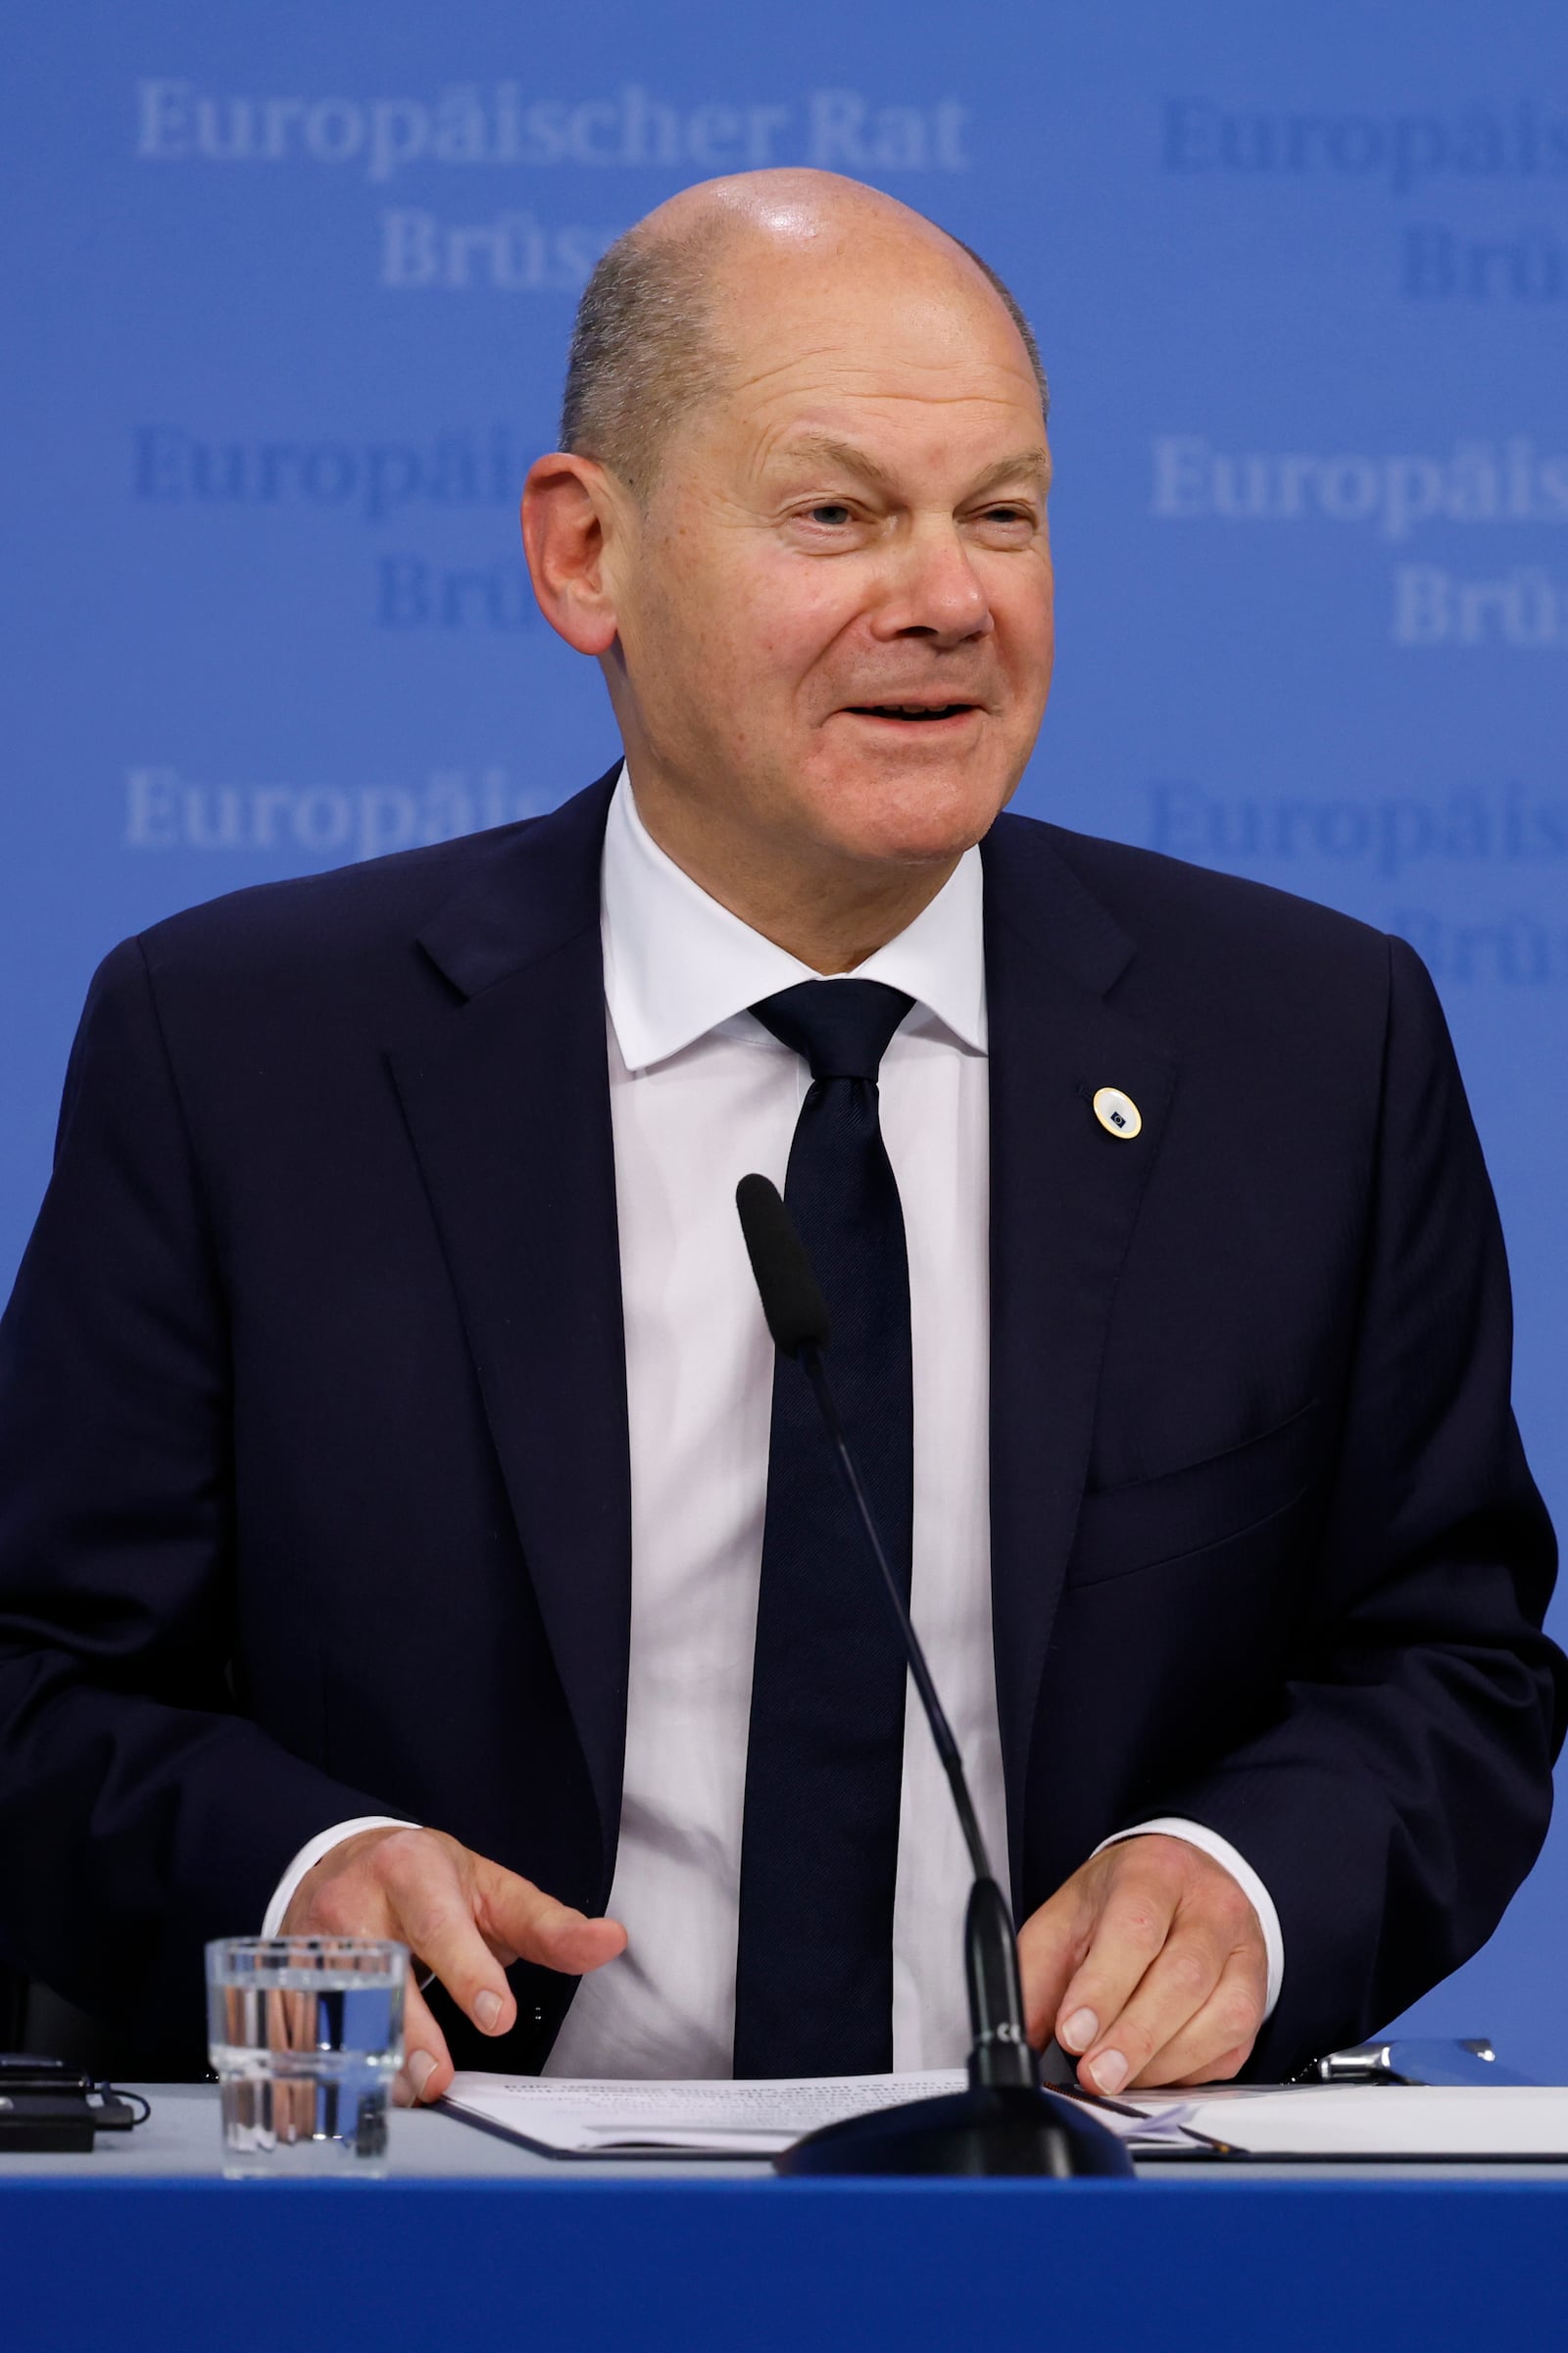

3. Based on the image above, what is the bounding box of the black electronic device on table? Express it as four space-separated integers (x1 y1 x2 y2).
734 1174 1132 2181
0 2055 143 2153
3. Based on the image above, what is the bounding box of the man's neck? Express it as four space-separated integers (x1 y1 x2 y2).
626 778 963 975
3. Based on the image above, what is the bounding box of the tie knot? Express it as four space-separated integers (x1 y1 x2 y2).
750 978 914 1083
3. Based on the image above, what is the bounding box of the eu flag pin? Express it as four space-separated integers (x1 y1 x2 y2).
1092 1086 1142 1140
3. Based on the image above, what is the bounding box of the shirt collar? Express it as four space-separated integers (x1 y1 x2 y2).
601 764 988 1073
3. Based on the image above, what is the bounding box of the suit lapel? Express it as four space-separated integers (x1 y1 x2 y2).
983 817 1179 1905
387 771 630 1883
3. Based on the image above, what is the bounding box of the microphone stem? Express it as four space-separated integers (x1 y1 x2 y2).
799 1342 1039 2091
800 1346 993 1889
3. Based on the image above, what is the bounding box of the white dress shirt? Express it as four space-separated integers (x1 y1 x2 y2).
267 768 1284 2065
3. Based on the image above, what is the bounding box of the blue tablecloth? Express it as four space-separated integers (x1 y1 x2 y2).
6 2170 1567 2351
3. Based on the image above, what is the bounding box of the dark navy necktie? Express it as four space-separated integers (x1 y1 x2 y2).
732 977 915 2079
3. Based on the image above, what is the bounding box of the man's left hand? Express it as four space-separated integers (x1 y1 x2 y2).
1017 1834 1268 2092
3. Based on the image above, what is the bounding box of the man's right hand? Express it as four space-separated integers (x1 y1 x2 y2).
281 1825 627 2106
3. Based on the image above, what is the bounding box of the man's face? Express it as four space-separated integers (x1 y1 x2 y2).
602 229 1054 878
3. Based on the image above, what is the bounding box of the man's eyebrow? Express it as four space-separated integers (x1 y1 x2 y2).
968 448 1053 498
768 435 900 493
769 435 1052 500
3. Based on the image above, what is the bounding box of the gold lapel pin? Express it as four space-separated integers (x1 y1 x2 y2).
1092 1086 1142 1140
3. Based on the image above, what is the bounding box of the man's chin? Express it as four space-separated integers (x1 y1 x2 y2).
801 769 1014 872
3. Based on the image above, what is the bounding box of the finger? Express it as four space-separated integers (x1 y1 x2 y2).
393 1975 455 2108
1169 2043 1250 2089
473 1855 628 1978
1077 1923 1231 2094
377 1835 520 2037
1051 1866 1184 2065
1135 1954 1266 2088
1016 1880 1098 2050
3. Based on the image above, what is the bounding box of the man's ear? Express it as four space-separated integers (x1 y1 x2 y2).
520 452 630 657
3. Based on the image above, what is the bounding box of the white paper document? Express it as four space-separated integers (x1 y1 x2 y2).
1149 2083 1568 2159
443 2070 1194 2157
445 2073 1568 2163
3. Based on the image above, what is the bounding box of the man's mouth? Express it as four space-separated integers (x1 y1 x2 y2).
841 702 981 723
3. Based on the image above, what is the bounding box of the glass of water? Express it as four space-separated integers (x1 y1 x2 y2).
206 1936 407 2174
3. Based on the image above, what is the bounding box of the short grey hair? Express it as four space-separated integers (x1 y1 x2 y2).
950 237 1050 420
560 216 1049 499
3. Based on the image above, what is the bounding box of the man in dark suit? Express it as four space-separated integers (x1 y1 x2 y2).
0 171 1559 2102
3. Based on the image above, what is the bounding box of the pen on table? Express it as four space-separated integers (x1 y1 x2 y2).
1054 2079 1236 2157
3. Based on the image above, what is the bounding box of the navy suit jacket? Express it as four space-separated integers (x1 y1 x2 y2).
0 768 1560 2079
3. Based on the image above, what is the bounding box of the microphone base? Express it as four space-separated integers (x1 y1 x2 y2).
773 2083 1136 2180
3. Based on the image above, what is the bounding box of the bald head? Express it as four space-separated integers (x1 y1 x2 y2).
560 170 1048 500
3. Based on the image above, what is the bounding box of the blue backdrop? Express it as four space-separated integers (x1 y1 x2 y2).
4 0 1566 2069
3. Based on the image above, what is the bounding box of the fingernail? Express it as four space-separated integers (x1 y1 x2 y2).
1061 2007 1099 2052
408 2050 438 2101
1089 2049 1128 2095
474 1990 503 2033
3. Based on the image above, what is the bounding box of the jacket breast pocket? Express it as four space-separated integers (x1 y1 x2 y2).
1067 1402 1321 1589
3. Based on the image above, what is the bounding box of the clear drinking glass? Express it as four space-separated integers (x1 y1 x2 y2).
206 1936 407 2174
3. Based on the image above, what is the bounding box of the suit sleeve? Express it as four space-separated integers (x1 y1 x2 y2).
0 940 392 2038
1150 935 1564 2081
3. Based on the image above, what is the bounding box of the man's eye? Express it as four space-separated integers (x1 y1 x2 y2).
806 503 855 527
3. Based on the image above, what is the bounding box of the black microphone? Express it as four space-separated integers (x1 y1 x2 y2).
735 1173 1130 2180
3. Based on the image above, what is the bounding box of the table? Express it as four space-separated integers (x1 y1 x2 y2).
2 2085 1564 2352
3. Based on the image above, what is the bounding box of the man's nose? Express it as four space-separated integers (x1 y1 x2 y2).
870 524 994 645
